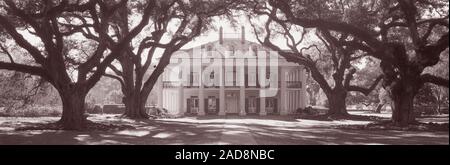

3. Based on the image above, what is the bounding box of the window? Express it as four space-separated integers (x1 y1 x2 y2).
207 45 213 56
252 46 257 56
193 99 199 108
190 96 199 111
210 71 215 79
247 97 257 114
249 98 257 108
266 98 274 108
226 71 234 86
192 72 199 86
265 98 276 113
248 71 256 86
229 45 235 56
208 96 216 112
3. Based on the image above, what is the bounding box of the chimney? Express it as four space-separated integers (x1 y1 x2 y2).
219 27 223 44
241 26 245 43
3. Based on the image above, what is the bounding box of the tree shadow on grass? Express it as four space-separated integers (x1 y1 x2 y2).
295 114 390 122
243 122 449 145
0 115 448 145
0 119 227 145
334 120 449 132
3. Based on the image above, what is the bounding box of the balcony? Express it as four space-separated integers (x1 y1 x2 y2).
286 81 302 88
163 81 180 88
163 80 284 89
245 79 281 88
225 81 239 88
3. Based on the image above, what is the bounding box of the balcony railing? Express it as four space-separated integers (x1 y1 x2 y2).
286 81 302 88
163 81 180 88
163 80 285 88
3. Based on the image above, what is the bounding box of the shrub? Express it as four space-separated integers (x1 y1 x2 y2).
0 106 61 117
103 104 125 114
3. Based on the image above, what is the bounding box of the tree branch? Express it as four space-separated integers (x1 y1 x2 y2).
0 15 46 65
108 63 123 77
103 73 125 89
347 75 383 96
0 44 14 63
268 0 383 50
0 61 49 80
421 74 449 87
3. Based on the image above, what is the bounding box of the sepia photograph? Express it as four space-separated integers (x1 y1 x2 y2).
0 0 448 159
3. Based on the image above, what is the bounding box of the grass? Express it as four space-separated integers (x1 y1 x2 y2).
0 106 61 117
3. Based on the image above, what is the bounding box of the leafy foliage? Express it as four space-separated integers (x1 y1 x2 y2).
0 71 48 110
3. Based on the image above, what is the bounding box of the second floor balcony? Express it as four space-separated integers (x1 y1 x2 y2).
162 80 284 89
286 81 302 88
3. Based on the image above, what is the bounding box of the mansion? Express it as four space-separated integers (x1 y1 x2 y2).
156 27 307 116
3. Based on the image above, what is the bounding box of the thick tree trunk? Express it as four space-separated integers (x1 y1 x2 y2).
436 104 441 115
58 88 88 130
435 90 442 115
375 103 384 113
390 90 416 126
375 95 387 113
122 93 149 119
386 78 421 126
326 90 348 116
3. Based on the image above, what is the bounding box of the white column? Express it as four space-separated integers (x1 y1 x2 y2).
157 77 163 108
198 85 205 116
239 87 246 116
239 64 246 116
199 75 205 116
301 66 307 108
178 85 185 115
219 87 225 116
280 67 288 115
219 60 226 116
259 90 266 116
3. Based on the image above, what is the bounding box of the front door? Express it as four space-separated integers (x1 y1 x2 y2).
187 97 199 114
266 98 277 114
226 93 238 114
247 97 257 114
206 96 218 114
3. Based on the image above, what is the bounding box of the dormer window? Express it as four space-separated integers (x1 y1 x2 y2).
229 45 235 56
207 45 212 56
210 71 215 79
252 46 257 56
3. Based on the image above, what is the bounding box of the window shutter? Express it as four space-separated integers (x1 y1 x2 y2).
274 98 278 114
216 98 220 114
256 98 260 114
204 98 208 114
186 98 191 114
245 98 248 113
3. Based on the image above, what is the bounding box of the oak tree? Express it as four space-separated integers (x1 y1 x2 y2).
0 0 156 129
251 0 449 125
